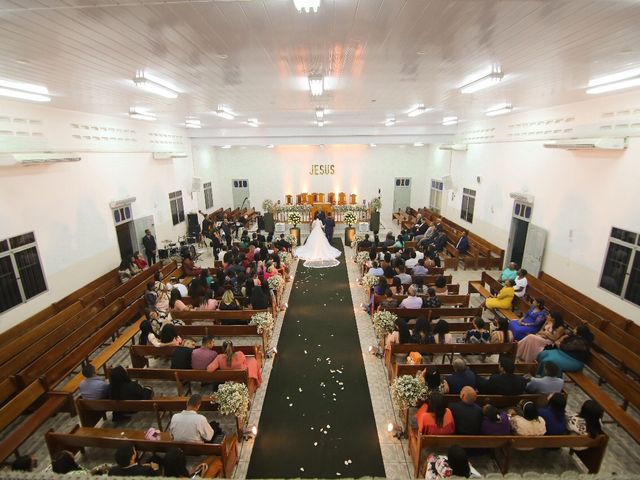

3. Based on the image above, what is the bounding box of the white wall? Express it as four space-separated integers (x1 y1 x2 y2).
0 100 195 332
427 108 640 320
192 144 431 223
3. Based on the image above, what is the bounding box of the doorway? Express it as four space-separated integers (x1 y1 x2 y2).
393 177 412 213
506 201 533 267
116 222 135 260
232 179 251 209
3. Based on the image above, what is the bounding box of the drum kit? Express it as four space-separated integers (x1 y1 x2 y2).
159 235 201 262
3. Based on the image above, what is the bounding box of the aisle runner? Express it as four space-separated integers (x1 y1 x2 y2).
247 240 385 478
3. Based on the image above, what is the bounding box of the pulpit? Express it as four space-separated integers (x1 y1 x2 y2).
285 195 293 205
327 192 336 205
338 192 347 205
350 194 357 205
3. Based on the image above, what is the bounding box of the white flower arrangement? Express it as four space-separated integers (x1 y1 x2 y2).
369 197 382 212
372 310 397 338
216 381 250 420
250 311 275 337
267 274 284 291
356 250 370 266
352 234 365 249
362 272 379 290
333 205 367 214
288 211 302 227
278 251 293 266
391 374 427 409
285 234 297 246
343 211 357 227
262 199 275 212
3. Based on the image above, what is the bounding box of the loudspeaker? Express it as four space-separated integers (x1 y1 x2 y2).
187 213 200 236
369 211 380 233
263 213 275 233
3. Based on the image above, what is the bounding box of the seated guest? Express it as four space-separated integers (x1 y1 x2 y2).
514 268 528 298
250 284 270 310
526 361 564 394
433 229 447 252
11 455 36 472
139 317 180 347
52 451 91 474
478 356 527 395
378 288 399 311
169 277 189 297
171 338 196 369
416 392 455 435
169 394 214 443
394 265 412 285
538 393 568 435
509 401 546 436
79 364 109 400
433 275 448 294
399 286 422 309
411 258 429 276
359 234 373 248
108 444 159 477
191 336 218 370
133 251 148 270
446 357 476 394
159 323 183 346
433 319 452 344
393 234 405 249
219 289 241 310
181 253 202 277
481 279 515 310
405 250 418 269
109 366 153 420
198 290 218 311
424 445 480 480
499 262 519 285
118 259 132 284
385 318 411 349
456 230 469 255
367 261 384 277
568 399 604 438
275 234 292 250
490 317 514 344
422 287 442 309
481 404 511 435
389 276 403 295
422 368 450 395
144 281 158 311
384 231 395 247
162 447 209 478
411 316 434 344
129 255 141 275
411 276 428 295
464 317 490 344
449 387 483 435
509 297 547 341
517 312 566 363
207 340 262 387
536 325 594 376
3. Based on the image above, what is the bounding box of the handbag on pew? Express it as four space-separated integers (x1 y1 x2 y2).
145 427 161 440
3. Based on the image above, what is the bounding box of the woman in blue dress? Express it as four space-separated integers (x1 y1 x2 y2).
509 298 547 341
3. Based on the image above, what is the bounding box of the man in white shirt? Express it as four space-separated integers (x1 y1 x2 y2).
399 286 423 309
405 251 418 269
412 258 429 276
514 268 528 298
367 261 384 277
394 265 412 285
169 277 188 297
169 394 214 443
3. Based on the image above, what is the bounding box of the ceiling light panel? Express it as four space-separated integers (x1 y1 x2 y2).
0 79 51 102
442 116 458 126
294 0 321 13
133 70 179 99
129 107 156 121
215 106 236 120
384 117 396 126
586 67 640 94
247 118 259 127
308 75 324 96
459 65 504 94
407 105 429 117
485 103 513 116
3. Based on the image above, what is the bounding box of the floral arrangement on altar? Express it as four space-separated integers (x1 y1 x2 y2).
288 211 302 227
369 197 382 212
278 251 293 267
267 274 284 291
276 205 312 215
250 311 275 338
372 310 397 338
391 374 427 410
216 381 250 420
362 273 379 292
333 205 367 214
262 199 275 212
356 250 370 266
343 211 357 227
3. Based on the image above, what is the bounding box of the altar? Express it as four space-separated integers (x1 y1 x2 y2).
310 202 333 219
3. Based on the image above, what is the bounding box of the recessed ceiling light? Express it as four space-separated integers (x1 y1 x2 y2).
407 104 430 117
214 106 236 120
129 107 156 121
459 65 504 94
586 67 640 94
442 116 458 126
485 103 513 116
294 0 321 13
0 79 51 102
133 70 179 99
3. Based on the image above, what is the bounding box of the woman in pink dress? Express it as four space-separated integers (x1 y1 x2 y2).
207 340 262 388
517 312 566 362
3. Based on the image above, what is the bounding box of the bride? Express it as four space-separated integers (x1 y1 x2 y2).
295 214 342 268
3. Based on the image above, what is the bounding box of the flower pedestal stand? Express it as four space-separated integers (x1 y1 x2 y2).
289 227 301 246
344 227 356 246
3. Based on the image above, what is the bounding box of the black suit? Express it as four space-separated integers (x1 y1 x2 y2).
142 234 157 265
478 373 528 396
221 221 232 247
449 401 483 435
324 217 335 241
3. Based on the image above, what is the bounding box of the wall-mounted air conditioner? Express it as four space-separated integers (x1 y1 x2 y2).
109 197 137 209
0 153 82 166
543 138 627 150
152 152 189 160
439 144 468 151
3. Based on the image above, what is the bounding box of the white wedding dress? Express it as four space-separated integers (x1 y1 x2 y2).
295 219 342 268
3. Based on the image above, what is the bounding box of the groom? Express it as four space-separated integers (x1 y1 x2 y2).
324 213 336 242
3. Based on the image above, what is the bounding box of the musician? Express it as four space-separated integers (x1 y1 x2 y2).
198 210 212 239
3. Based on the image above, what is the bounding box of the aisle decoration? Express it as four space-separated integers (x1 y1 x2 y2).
391 374 427 410
362 273 379 291
267 274 284 292
356 250 370 266
372 310 397 338
250 311 275 339
278 251 293 267
288 211 302 228
217 381 250 420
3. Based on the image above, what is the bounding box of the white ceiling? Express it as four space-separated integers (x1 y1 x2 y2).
1 0 640 136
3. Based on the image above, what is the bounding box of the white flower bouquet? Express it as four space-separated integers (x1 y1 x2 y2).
216 381 250 420
391 374 427 409
362 273 379 290
278 251 293 267
285 234 297 246
262 199 275 212
343 211 357 227
250 311 275 337
288 211 302 227
267 274 284 291
372 310 397 338
356 250 370 266
370 197 382 212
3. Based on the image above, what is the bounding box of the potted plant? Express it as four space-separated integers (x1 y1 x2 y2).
343 211 357 246
288 211 302 246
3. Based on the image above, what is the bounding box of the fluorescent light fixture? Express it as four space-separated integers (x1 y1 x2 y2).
586 67 640 94
308 75 324 96
247 118 259 127
0 79 51 102
294 0 321 13
369 143 377 147
152 152 188 160
459 65 504 94
413 142 425 147
7 153 81 166
384 117 396 127
315 107 325 120
485 103 513 117
185 117 201 129
442 116 458 126
133 70 178 99
316 120 324 127
266 144 275 149
221 145 232 149
439 144 467 151
407 104 429 117
129 108 156 121
215 106 236 120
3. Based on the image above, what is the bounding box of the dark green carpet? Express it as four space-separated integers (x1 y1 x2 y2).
247 239 385 478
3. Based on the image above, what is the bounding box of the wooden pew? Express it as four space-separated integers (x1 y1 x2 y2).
129 344 262 371
408 430 608 476
170 309 270 325
395 362 538 379
45 425 238 478
383 307 482 321
175 324 267 355
467 272 519 320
